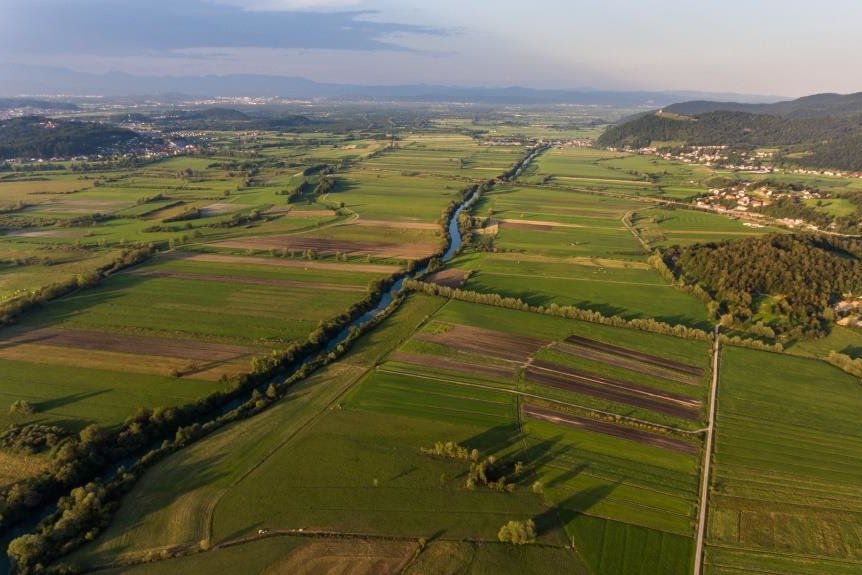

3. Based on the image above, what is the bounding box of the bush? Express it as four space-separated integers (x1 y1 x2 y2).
9 400 36 416
498 519 536 544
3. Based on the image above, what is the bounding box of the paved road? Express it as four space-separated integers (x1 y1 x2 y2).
693 327 720 575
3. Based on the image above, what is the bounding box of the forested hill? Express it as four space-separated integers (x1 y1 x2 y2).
663 234 862 337
663 92 862 118
596 109 862 171
0 116 143 160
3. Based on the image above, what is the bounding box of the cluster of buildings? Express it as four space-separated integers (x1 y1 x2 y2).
624 145 862 179
694 181 822 213
625 145 775 172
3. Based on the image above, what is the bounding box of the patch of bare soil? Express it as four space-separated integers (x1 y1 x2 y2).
526 360 702 421
426 269 467 289
2 327 258 362
388 351 514 380
501 218 584 229
200 203 251 216
550 342 702 386
417 324 547 363
262 539 417 575
354 219 439 230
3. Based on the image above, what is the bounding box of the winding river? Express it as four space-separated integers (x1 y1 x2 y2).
0 145 544 573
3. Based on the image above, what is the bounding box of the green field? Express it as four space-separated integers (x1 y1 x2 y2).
0 252 387 429
455 180 712 328
705 347 862 574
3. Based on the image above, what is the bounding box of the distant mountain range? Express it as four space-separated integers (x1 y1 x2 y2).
597 92 862 172
0 63 781 106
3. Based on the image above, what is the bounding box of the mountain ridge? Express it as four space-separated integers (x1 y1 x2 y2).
0 63 782 105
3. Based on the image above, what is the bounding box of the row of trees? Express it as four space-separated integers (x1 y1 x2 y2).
403 279 711 341
0 245 155 328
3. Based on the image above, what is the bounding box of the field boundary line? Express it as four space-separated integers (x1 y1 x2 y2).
230 367 369 488
621 209 651 251
694 329 720 575
376 367 704 436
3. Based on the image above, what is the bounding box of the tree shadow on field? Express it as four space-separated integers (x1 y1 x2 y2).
517 435 571 472
465 281 556 308
573 300 629 319
533 481 620 536
461 423 521 455
654 313 713 331
36 389 111 412
546 463 590 489
332 179 360 194
841 345 862 359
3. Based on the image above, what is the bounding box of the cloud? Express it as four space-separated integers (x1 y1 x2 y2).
0 0 443 56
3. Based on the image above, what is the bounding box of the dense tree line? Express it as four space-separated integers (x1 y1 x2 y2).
404 279 710 341
662 234 862 336
162 206 201 223
1 425 72 454
826 350 862 378
207 209 263 229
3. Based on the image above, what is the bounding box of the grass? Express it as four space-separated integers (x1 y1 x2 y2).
0 358 217 431
634 207 779 247
457 180 711 327
0 251 391 429
91 535 587 575
457 252 711 329
787 324 862 360
433 299 711 368
65 294 705 574
705 346 862 574
66 295 445 566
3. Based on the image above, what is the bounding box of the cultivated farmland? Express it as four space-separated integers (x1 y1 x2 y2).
704 347 862 575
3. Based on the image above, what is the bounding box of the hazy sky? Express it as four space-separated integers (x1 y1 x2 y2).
1 0 860 96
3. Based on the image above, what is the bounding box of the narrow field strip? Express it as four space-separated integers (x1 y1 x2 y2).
524 404 698 454
566 335 704 376
129 269 366 292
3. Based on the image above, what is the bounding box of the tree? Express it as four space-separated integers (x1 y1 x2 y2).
7 533 47 573
497 519 536 544
9 399 35 416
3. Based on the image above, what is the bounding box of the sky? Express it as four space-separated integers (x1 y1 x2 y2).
1 0 860 96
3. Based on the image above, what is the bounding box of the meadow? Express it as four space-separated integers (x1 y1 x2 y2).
455 181 712 328
704 347 862 575
632 207 779 247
